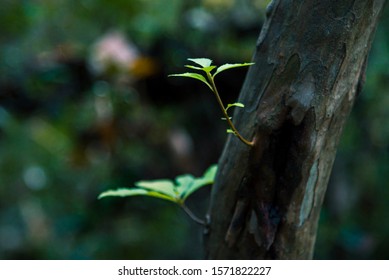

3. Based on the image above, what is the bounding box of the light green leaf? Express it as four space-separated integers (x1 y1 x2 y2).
202 164 218 181
226 129 236 135
226 102 245 112
175 174 195 194
184 65 203 70
213 62 254 78
98 188 149 199
98 165 218 205
202 66 217 73
169 73 213 91
181 164 218 200
98 188 176 203
145 192 178 202
188 58 213 68
185 64 217 73
135 180 177 198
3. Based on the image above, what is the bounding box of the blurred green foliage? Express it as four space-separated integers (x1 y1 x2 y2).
0 0 387 259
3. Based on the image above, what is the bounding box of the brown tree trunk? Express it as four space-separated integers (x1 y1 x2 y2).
205 0 387 259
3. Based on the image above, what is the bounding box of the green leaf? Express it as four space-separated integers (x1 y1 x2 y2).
202 66 217 73
226 129 236 135
175 174 195 194
213 62 254 78
184 65 203 70
98 188 148 199
98 165 218 205
226 102 245 112
187 58 213 68
181 164 218 200
203 164 218 179
98 188 177 203
168 73 213 91
135 180 177 197
185 64 217 73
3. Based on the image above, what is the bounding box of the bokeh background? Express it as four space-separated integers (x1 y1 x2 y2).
0 0 388 259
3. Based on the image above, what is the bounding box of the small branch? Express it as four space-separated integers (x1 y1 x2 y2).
180 203 206 226
207 73 254 147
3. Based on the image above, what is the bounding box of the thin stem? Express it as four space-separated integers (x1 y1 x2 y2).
180 203 205 226
207 73 254 147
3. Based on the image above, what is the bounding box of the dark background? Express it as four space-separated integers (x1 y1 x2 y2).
0 0 388 259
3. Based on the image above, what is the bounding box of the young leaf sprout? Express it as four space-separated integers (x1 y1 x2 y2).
169 58 254 147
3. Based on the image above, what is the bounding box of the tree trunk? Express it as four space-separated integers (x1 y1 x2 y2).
205 0 387 259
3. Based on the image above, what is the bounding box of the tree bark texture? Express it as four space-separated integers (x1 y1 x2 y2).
205 0 386 259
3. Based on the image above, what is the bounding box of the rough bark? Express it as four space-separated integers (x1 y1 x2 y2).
205 0 386 259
